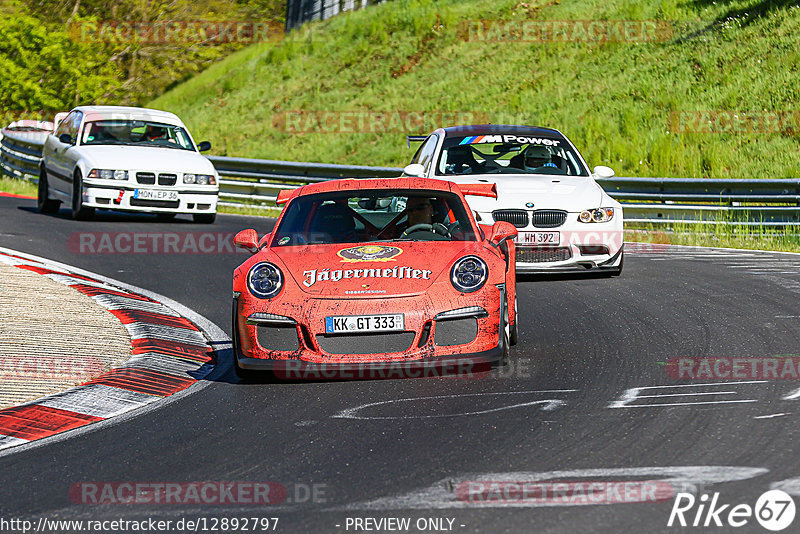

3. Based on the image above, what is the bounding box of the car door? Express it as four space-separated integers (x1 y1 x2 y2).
43 111 75 195
62 111 84 182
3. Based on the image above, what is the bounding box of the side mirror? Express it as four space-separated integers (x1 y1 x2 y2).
234 229 259 253
58 133 73 145
197 141 211 152
403 163 425 177
593 165 615 179
489 221 518 246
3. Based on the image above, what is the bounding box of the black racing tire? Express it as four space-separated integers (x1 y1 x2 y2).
233 353 261 382
493 330 509 369
509 322 519 346
70 171 94 220
193 212 216 224
508 296 518 346
37 167 60 213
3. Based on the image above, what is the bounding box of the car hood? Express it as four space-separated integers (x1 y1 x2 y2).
447 174 604 212
76 145 215 174
263 241 489 297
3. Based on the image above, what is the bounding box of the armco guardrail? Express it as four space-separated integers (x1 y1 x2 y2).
2 127 799 224
597 177 800 226
0 128 49 179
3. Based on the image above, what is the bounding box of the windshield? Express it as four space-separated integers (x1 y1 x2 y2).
272 189 477 246
81 120 196 151
436 134 589 176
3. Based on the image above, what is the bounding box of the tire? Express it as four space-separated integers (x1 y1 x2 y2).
509 296 518 346
193 212 216 224
495 331 510 369
70 171 94 220
233 353 260 381
37 167 60 213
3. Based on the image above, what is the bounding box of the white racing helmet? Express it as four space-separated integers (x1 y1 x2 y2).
523 145 553 170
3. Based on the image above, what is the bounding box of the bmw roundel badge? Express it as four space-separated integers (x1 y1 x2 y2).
525 202 534 208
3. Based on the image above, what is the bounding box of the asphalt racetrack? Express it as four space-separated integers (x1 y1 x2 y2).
1 194 800 533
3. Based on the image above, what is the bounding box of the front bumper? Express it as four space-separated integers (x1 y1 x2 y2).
82 182 218 214
480 213 623 273
516 245 624 273
234 286 506 370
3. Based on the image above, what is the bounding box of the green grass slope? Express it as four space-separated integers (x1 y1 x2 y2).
152 0 800 178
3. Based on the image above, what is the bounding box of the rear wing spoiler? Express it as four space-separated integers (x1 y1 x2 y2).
457 183 497 199
406 135 427 148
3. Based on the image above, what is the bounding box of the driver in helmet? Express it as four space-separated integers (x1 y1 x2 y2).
143 124 167 141
393 197 437 238
523 145 558 170
405 197 435 227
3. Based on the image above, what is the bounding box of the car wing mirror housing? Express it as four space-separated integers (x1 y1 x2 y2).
58 133 73 144
234 229 259 253
197 141 212 152
489 221 518 246
403 163 425 177
593 165 615 179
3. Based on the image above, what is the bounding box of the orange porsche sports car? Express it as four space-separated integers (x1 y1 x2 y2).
231 177 518 379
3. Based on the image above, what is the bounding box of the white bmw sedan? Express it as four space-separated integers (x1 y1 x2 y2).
39 106 219 223
403 125 624 275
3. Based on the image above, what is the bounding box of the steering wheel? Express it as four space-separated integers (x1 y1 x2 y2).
401 223 452 239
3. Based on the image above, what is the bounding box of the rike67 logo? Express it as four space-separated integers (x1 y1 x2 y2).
668 490 796 531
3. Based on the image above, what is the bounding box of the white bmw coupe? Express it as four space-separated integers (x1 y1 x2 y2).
404 125 623 275
39 106 219 223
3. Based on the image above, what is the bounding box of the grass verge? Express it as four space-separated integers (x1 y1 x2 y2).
0 176 36 197
152 0 800 179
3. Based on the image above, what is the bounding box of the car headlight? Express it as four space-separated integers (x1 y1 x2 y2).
88 169 128 180
451 256 488 293
184 173 216 185
578 208 615 223
247 262 283 299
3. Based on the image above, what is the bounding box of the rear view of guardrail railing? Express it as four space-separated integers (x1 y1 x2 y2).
0 128 47 180
2 126 799 225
